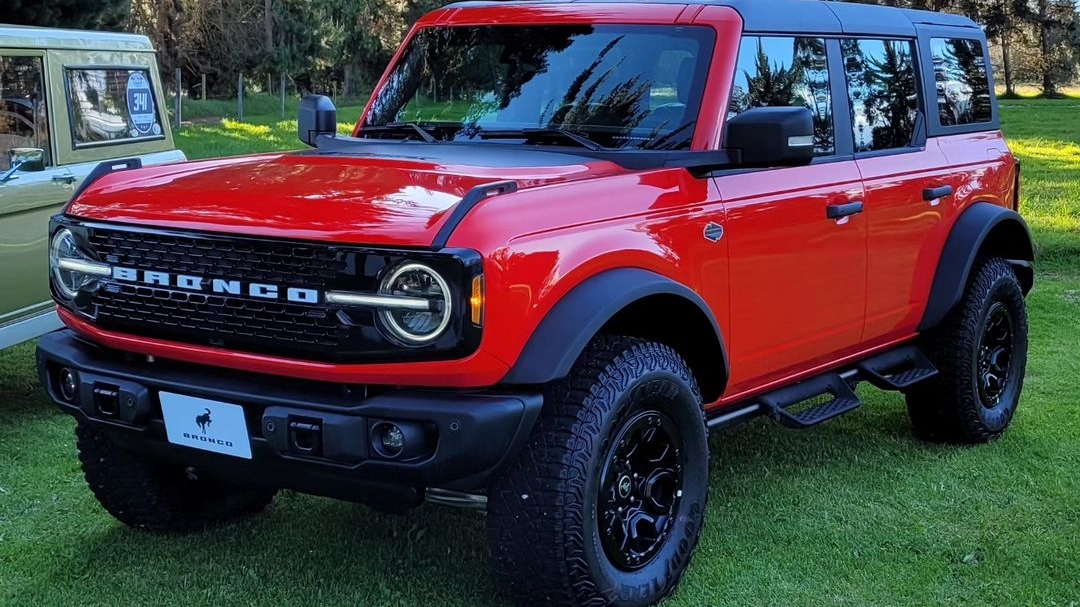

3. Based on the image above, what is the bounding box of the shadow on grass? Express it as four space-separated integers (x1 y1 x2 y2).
42 493 503 606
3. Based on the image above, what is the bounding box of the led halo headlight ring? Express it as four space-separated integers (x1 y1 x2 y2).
49 228 109 299
376 262 453 345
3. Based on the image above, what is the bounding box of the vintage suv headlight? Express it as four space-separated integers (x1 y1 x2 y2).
49 228 110 299
376 262 452 344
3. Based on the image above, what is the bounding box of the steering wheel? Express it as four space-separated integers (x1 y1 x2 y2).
0 110 36 137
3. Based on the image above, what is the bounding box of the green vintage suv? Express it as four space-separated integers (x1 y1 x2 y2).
0 24 185 350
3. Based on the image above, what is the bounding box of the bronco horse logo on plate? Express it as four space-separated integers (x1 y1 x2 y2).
195 408 212 434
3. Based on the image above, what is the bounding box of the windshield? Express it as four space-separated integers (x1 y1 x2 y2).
362 24 715 150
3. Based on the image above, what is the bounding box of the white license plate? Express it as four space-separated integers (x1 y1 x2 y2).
159 392 252 459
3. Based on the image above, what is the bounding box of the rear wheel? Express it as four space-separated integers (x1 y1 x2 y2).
906 256 1028 443
486 336 709 607
76 422 277 533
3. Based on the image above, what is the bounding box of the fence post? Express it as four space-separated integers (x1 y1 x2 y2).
201 73 206 101
174 68 182 129
238 73 244 122
280 72 286 119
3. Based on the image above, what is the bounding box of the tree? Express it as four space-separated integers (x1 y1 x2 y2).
1034 0 1080 97
961 0 1032 97
0 0 129 29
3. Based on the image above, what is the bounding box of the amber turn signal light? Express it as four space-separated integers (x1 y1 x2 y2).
470 275 484 325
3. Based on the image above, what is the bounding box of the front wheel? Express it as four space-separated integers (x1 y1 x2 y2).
906 256 1029 443
486 336 709 607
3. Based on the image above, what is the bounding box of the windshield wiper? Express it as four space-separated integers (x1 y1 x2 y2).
356 121 438 143
475 127 606 151
641 121 696 150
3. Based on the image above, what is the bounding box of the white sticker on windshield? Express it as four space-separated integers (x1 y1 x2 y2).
126 71 157 136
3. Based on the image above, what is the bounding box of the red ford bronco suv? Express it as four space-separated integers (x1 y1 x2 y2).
37 1 1031 605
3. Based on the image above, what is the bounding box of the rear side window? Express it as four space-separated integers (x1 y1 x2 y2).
728 36 834 156
65 68 164 147
841 39 919 153
930 38 992 126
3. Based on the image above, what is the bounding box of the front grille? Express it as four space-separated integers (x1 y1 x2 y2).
62 220 482 364
87 227 352 357
95 284 343 346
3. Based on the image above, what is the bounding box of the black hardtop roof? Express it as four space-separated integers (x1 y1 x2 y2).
440 0 981 37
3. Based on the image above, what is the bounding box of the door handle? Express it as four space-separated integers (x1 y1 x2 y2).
826 201 864 220
923 185 953 200
52 175 77 185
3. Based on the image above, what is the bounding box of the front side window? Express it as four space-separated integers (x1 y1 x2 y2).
65 68 164 146
728 36 834 156
930 38 992 126
0 55 50 170
841 39 919 153
363 25 716 150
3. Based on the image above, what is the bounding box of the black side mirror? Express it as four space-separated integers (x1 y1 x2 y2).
723 106 815 167
298 95 337 147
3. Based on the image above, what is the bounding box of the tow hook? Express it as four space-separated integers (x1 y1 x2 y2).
287 418 323 456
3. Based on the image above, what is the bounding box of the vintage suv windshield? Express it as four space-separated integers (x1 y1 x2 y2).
362 24 715 150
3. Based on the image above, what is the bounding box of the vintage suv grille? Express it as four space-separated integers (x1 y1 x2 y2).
87 227 352 357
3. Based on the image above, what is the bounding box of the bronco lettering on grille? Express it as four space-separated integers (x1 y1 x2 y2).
110 266 321 304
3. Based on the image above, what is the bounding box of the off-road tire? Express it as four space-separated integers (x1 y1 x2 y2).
906 256 1028 444
486 336 709 607
76 422 277 533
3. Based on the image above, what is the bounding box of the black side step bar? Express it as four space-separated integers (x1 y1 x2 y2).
758 373 862 429
706 344 939 431
855 345 938 391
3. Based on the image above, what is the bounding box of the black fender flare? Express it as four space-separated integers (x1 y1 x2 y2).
499 268 729 393
918 202 1034 332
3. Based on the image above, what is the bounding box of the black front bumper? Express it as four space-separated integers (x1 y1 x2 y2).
36 330 542 506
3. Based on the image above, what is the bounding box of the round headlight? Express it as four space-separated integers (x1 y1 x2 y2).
377 263 451 344
49 228 109 301
50 228 96 299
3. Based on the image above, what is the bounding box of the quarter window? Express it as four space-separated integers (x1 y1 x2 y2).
728 36 834 156
841 39 920 153
930 38 992 125
0 55 50 170
65 68 164 146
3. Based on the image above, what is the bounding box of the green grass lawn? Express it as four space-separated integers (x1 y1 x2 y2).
2 99 1079 606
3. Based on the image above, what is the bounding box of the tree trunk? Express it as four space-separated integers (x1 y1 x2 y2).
1039 0 1055 97
264 0 273 52
1001 33 1014 96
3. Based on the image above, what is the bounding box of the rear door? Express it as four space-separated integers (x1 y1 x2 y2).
841 37 961 344
716 36 868 396
47 48 185 188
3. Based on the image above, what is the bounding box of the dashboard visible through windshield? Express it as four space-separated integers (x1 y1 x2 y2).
362 24 715 151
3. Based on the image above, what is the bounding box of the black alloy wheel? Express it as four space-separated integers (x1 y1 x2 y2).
976 302 1014 408
597 410 685 571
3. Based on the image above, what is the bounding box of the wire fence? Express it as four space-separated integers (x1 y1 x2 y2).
163 70 370 127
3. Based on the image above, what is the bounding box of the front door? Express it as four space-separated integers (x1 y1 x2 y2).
718 164 867 396
716 35 868 396
0 52 75 327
